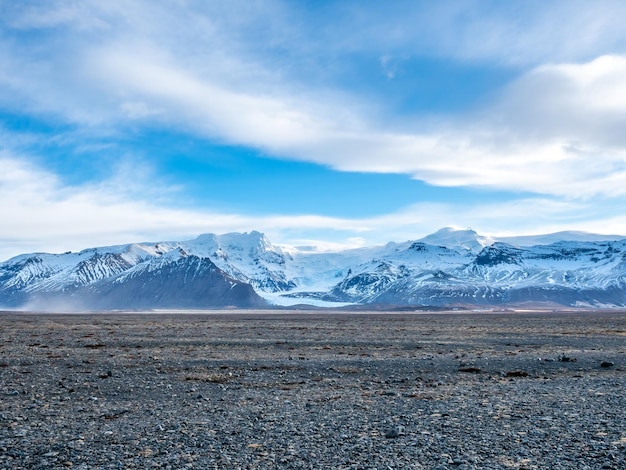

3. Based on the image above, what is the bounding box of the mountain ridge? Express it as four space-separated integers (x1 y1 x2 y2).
2 228 626 310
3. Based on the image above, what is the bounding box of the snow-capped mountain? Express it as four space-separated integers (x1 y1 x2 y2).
2 228 626 310
324 238 626 307
417 227 494 252
179 231 295 292
0 235 272 310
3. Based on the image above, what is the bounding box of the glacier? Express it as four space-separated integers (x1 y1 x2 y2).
2 228 626 310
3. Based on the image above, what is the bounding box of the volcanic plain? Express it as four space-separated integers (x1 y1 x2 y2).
1 310 625 469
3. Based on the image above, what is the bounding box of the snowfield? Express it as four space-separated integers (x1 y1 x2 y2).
2 227 626 309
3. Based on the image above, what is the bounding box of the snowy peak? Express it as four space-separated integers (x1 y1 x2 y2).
191 231 275 253
418 227 494 252
186 231 293 293
219 230 272 250
499 231 626 247
416 227 625 251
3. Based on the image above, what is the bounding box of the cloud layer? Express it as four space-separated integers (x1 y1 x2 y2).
2 154 625 261
2 1 626 257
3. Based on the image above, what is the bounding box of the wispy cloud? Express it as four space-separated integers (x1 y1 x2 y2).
303 0 626 66
3 2 626 200
88 49 626 199
2 1 626 258
2 154 624 261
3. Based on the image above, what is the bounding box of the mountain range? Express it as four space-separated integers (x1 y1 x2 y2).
2 227 626 311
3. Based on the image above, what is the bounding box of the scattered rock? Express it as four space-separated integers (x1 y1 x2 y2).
600 361 615 368
1 312 624 469
385 426 403 438
505 370 529 377
558 355 576 362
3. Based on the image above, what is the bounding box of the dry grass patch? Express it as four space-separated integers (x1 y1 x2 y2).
183 372 232 383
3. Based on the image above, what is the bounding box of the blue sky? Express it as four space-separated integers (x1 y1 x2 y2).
2 0 626 260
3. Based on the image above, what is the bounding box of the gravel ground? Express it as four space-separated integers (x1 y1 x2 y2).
1 310 625 469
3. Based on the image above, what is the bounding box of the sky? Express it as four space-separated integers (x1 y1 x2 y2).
3 0 626 261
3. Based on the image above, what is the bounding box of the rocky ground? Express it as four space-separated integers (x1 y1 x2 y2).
0 310 625 469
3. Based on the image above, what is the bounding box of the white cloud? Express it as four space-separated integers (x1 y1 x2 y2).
78 40 626 198
0 155 369 260
491 54 626 135
2 155 625 262
2 2 626 201
120 101 163 119
3 1 626 259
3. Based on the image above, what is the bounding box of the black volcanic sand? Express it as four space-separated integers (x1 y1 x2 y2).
1 311 625 469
